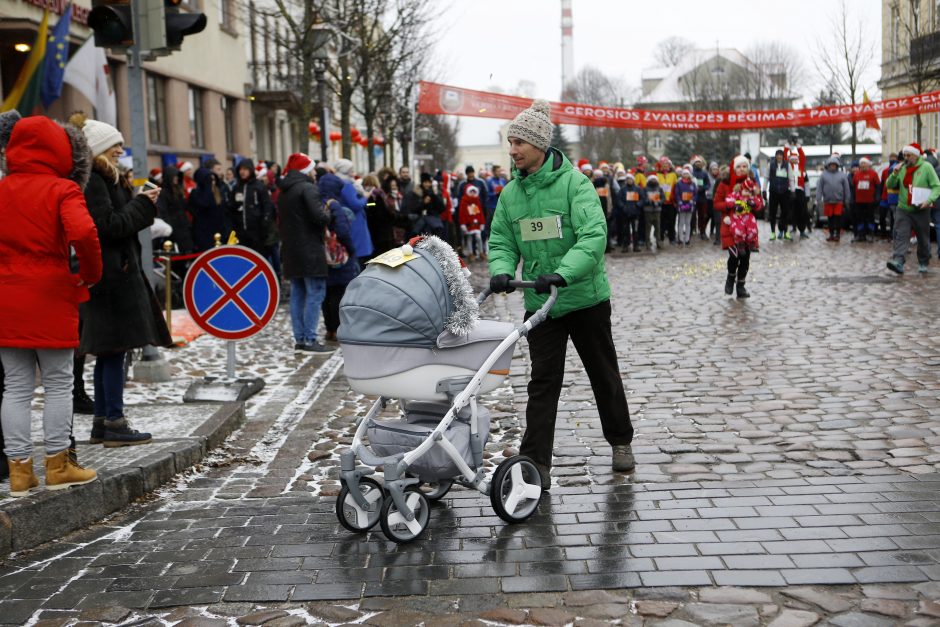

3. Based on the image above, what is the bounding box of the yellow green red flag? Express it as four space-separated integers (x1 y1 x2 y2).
1 11 50 114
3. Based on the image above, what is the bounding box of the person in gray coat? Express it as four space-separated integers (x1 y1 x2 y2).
816 156 852 242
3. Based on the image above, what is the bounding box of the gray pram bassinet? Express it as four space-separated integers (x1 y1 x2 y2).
338 241 514 401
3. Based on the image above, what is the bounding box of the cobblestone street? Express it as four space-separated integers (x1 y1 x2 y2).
1 231 939 626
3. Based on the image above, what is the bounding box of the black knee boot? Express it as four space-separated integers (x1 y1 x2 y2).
73 353 94 414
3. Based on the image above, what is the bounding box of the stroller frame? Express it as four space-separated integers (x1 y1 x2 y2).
337 282 558 542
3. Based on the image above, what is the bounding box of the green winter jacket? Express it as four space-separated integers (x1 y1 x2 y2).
885 156 940 212
488 148 610 317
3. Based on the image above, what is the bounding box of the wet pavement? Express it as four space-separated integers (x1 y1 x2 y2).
1 229 939 625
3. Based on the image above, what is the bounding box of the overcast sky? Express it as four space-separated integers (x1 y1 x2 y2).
431 0 882 146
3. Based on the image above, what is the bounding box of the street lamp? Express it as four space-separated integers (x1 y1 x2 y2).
310 22 332 163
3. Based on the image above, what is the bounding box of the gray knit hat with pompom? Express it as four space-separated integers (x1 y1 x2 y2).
507 99 553 152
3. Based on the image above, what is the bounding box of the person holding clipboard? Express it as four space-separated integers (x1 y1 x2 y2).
885 143 940 275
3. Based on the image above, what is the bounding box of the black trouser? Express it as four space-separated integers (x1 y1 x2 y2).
855 202 875 236
521 300 633 469
829 214 841 237
727 249 751 282
0 360 6 478
789 190 807 233
661 204 677 242
878 203 893 236
321 284 348 334
621 215 639 248
768 191 789 233
637 212 647 243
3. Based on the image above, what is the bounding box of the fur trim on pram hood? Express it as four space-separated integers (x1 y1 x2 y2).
413 235 479 337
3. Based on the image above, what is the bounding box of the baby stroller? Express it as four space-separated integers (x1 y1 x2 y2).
335 236 558 543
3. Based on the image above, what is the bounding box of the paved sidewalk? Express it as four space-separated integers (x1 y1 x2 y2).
0 231 938 625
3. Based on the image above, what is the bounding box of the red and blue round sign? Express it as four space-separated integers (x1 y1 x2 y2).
183 246 280 340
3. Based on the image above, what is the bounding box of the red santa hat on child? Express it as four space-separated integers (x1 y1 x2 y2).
149 168 162 182
902 142 922 156
580 162 594 173
177 160 194 174
284 152 315 175
859 157 872 166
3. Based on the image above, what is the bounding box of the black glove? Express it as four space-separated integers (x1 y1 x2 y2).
534 273 567 294
490 274 515 293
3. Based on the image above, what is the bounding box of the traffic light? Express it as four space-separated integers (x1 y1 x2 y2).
163 0 206 51
88 0 133 48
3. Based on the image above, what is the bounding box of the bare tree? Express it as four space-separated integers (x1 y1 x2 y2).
813 0 873 156
887 0 940 144
653 36 695 67
565 66 640 163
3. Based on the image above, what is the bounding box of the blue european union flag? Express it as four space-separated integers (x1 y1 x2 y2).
40 4 73 109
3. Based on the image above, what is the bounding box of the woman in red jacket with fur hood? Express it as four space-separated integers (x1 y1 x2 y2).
715 155 763 299
0 112 102 496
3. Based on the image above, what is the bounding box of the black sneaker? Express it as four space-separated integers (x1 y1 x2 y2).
73 389 95 415
89 417 105 444
724 274 735 295
306 342 335 353
102 418 152 447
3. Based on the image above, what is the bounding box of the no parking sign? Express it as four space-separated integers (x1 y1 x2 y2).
182 246 279 401
183 246 279 340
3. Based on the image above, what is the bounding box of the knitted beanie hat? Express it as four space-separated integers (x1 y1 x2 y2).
507 99 553 152
82 119 124 157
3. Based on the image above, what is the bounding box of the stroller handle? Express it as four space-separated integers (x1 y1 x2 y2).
476 281 559 333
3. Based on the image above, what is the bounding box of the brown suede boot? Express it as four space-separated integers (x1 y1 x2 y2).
8 458 40 497
45 449 97 491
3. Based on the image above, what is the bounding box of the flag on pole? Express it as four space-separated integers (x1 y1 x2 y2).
1 11 50 114
862 91 881 132
40 4 73 108
63 37 117 127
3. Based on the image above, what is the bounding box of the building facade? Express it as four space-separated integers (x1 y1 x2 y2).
880 0 940 154
1 0 253 171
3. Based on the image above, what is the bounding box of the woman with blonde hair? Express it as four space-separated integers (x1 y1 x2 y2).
79 119 172 447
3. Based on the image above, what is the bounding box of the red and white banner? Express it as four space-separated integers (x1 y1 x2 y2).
419 81 940 131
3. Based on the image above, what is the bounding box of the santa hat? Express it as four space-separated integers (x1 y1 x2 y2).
859 157 872 166
255 163 268 178
149 168 162 182
680 168 692 178
580 162 593 173
284 152 315 175
178 161 194 174
902 142 922 156
598 161 609 169
625 171 635 181
577 158 590 169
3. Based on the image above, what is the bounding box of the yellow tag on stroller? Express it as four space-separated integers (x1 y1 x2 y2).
367 247 419 267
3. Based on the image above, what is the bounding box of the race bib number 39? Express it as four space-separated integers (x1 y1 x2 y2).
520 216 563 241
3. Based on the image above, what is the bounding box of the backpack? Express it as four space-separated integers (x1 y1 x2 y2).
324 199 350 268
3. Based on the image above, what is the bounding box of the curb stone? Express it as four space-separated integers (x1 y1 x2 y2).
0 402 244 558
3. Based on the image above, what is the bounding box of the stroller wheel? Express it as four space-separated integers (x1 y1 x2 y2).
336 477 383 533
490 456 542 524
380 488 430 543
421 479 453 502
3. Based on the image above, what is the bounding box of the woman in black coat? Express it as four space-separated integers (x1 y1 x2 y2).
80 119 172 447
189 166 230 251
156 164 194 253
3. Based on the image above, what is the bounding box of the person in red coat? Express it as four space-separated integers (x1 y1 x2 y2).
717 156 763 299
0 113 103 496
852 157 881 243
458 185 486 260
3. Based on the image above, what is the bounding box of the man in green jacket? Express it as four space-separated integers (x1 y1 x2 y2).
487 99 634 488
886 142 940 274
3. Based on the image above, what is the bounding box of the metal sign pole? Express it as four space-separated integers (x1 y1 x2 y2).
226 341 236 380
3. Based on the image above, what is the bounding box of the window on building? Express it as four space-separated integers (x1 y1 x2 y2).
218 0 234 29
188 86 205 148
146 74 167 145
224 97 235 153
